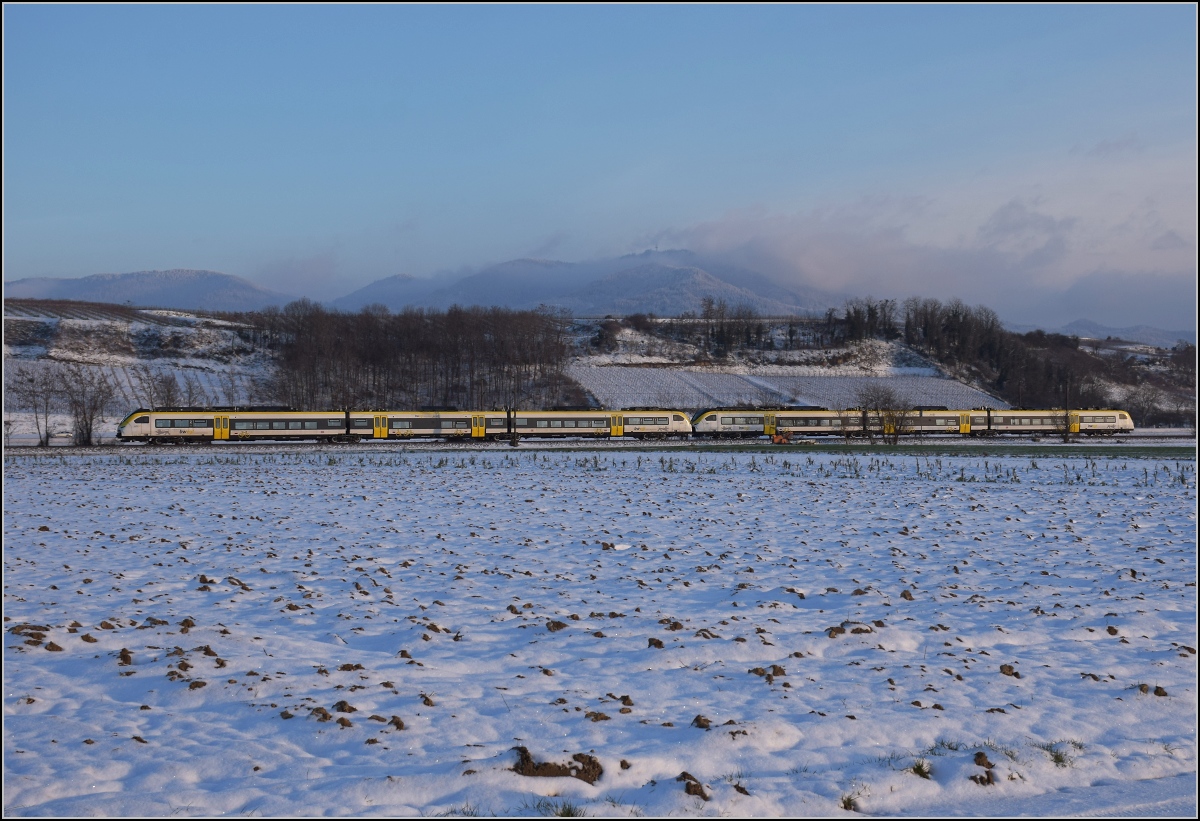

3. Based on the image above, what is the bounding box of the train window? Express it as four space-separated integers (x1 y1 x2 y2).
673 414 684 422
288 421 302 429
155 419 171 428
326 420 340 427
253 421 269 430
515 418 528 426
455 421 469 429
536 420 548 428
390 420 412 429
352 419 371 429
720 417 733 425
195 419 212 427
551 420 563 428
233 421 252 430
272 421 287 430
563 420 576 428
304 421 318 429
626 417 641 425
487 419 505 427
135 416 149 424
594 420 607 427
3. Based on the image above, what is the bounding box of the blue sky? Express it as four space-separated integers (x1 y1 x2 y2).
3 4 1195 329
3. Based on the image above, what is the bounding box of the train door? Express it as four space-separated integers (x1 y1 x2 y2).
1068 412 1080 434
959 413 971 435
374 415 388 439
610 414 623 437
214 415 229 440
764 413 776 436
471 415 486 438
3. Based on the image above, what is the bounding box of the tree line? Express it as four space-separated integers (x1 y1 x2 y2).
230 300 582 412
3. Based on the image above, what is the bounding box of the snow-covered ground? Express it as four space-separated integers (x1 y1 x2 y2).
3 447 1196 817
568 365 1007 411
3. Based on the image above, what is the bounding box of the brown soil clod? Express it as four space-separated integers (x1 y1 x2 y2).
332 700 357 713
389 715 406 730
827 626 846 638
900 589 914 601
81 634 98 643
970 769 997 786
421 694 435 707
311 707 332 721
45 642 64 652
648 637 664 649
1154 686 1168 697
974 751 995 769
999 664 1020 678
676 772 710 801
118 648 133 666
691 714 712 729
585 711 610 722
336 717 353 728
188 680 207 690
546 620 568 632
511 746 603 785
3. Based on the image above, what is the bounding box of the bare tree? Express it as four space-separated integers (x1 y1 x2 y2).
853 382 913 445
6 363 60 446
58 364 115 446
1124 383 1164 428
180 371 207 406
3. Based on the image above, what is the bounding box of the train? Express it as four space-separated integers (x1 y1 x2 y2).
115 405 1134 444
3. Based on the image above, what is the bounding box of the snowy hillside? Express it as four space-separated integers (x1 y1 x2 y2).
3 302 274 434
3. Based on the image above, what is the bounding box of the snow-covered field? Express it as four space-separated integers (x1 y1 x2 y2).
4 447 1196 817
568 365 1007 412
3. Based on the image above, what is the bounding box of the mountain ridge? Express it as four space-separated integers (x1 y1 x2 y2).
4 269 294 313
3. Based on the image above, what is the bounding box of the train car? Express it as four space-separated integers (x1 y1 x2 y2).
691 409 768 438
976 409 1133 436
116 407 361 444
617 409 693 439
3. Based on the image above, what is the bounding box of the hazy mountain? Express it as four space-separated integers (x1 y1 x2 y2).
1005 318 1195 348
1059 319 1195 348
331 273 443 312
331 251 842 317
558 263 824 317
3 270 294 312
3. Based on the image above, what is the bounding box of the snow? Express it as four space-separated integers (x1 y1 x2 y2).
568 364 1006 412
3 446 1196 817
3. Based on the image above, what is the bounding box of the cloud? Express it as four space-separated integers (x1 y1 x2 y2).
1083 133 1146 158
632 146 1196 330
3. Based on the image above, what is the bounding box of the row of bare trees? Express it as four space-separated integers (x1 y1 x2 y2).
5 362 116 446
240 301 582 411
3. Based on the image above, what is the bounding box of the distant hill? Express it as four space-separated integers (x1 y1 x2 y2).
1005 318 1195 348
1058 319 1195 348
559 263 819 316
332 251 844 317
3 270 294 312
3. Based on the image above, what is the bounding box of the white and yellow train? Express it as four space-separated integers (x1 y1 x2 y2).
116 405 1133 444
